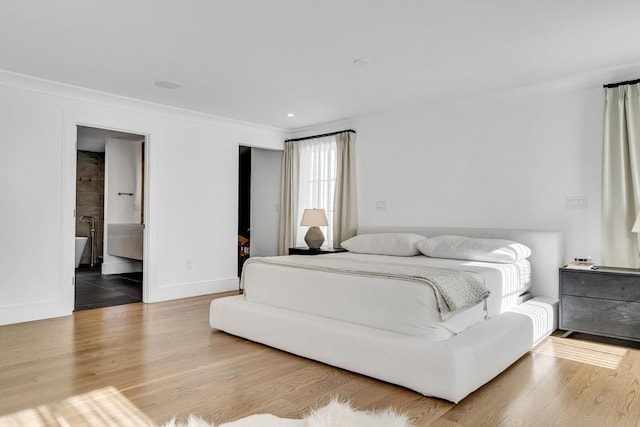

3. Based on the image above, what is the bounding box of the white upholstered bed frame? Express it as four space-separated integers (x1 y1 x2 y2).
210 226 564 403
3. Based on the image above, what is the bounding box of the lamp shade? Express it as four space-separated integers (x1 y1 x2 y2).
633 212 640 233
300 209 328 227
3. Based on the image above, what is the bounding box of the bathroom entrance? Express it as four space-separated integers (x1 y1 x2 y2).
74 126 145 311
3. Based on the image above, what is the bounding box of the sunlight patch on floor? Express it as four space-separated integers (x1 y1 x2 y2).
0 387 152 427
532 336 627 370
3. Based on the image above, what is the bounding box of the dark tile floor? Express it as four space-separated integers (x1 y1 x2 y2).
75 265 143 311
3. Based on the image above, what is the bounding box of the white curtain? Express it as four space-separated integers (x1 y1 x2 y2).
333 131 357 246
278 131 357 253
295 136 336 247
277 142 299 255
602 83 640 268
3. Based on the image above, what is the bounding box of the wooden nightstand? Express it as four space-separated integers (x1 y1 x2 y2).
288 247 347 255
559 266 640 342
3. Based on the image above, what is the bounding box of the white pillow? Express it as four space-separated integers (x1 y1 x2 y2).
417 235 531 263
341 233 426 256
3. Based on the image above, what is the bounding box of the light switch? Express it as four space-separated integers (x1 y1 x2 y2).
376 201 388 211
566 196 588 209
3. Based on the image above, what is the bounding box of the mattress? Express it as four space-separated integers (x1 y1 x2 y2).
242 252 531 339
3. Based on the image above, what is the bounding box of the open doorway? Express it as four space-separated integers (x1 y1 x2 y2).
75 126 145 311
238 146 251 276
237 146 282 275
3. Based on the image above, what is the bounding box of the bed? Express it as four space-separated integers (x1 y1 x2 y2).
210 226 563 403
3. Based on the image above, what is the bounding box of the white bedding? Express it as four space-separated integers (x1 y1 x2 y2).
242 252 531 339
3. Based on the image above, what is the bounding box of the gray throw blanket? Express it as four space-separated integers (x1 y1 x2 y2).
242 255 490 320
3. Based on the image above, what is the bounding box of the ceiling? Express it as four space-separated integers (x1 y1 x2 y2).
1 1 639 130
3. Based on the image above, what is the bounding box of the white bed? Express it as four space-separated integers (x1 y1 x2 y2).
242 252 532 339
210 226 563 403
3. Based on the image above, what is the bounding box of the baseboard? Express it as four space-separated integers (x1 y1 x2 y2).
148 277 239 303
0 298 71 326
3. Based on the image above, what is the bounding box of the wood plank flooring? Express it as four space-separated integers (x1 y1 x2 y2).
1 293 638 426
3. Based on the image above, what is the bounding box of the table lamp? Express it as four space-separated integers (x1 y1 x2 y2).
300 208 328 249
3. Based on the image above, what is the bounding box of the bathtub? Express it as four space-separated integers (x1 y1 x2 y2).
75 236 88 268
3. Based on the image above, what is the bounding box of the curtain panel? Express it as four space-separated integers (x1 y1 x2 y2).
277 142 299 255
602 83 640 268
295 136 336 247
333 131 358 246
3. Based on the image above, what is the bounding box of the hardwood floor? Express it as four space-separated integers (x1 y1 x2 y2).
1 293 638 426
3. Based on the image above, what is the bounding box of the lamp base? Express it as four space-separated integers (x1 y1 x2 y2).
304 226 325 249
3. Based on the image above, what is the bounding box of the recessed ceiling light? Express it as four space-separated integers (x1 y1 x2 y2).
155 80 180 89
287 113 295 117
352 58 371 67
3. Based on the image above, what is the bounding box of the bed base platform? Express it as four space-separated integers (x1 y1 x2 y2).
210 295 556 403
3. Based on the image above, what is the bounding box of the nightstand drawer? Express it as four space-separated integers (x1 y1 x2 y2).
561 295 640 340
561 270 640 302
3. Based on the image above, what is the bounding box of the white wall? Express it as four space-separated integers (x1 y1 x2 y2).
250 148 283 257
106 138 143 224
0 71 286 325
291 78 620 266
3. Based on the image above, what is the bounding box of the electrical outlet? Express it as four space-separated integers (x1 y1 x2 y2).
186 260 192 270
375 201 388 211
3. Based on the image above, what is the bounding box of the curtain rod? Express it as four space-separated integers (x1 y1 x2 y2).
285 129 355 143
603 78 640 88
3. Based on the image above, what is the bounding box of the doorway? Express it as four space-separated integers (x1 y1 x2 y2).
75 126 145 311
237 146 282 275
238 146 251 276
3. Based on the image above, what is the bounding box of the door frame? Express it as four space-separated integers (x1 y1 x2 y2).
62 112 157 313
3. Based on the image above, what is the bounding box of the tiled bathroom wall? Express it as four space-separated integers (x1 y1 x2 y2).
76 151 105 265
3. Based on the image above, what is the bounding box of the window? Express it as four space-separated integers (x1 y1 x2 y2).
295 136 337 247
278 129 356 255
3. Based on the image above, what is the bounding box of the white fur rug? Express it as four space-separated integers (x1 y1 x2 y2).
162 399 409 427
